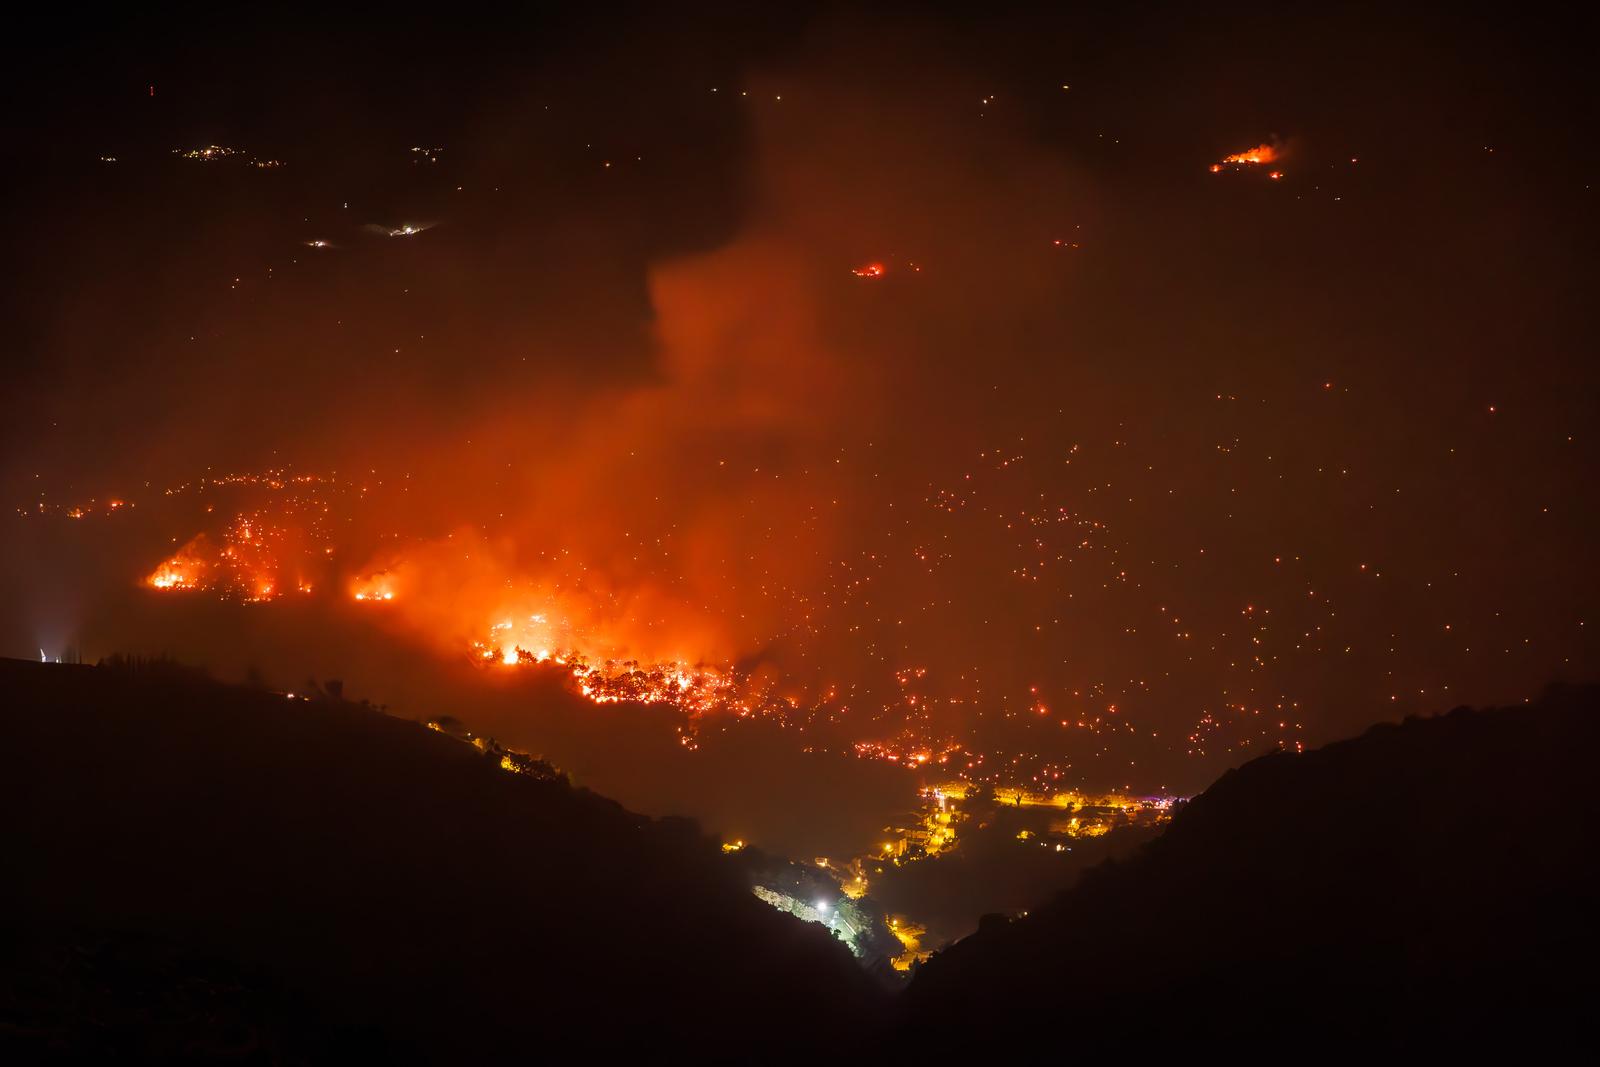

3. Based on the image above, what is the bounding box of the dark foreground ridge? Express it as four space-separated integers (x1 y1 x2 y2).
5 658 1596 1058
0 659 881 1060
899 684 1599 1050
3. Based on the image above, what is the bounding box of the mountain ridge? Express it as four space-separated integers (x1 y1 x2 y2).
898 684 1598 1049
0 657 881 1059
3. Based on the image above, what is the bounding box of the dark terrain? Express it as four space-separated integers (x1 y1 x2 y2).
900 684 1599 1050
0 658 879 1060
4 658 1595 1058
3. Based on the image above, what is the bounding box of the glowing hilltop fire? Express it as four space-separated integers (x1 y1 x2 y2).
144 526 281 602
467 613 759 720
851 262 886 278
138 472 352 602
1223 143 1277 164
147 544 205 591
1209 143 1282 173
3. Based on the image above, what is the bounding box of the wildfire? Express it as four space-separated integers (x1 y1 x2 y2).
852 738 961 770
472 625 753 718
138 471 359 603
1222 143 1277 165
851 262 886 278
104 445 1289 789
1210 143 1281 173
452 603 808 724
147 545 205 591
351 571 397 602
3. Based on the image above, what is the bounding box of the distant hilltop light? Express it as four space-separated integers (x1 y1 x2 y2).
171 145 285 169
362 222 436 239
175 145 240 161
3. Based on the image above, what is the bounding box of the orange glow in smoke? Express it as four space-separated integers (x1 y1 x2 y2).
351 572 397 602
1210 143 1282 174
1221 144 1277 165
147 545 206 590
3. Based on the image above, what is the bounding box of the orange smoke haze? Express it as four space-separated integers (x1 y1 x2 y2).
325 73 1094 729
11 15 1594 828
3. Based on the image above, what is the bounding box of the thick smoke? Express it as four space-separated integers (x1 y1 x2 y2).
4 15 1596 855
349 67 1096 705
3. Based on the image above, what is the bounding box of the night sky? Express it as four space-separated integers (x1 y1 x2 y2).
3 5 1595 855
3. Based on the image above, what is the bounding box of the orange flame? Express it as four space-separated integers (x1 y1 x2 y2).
351 571 397 602
1221 143 1277 165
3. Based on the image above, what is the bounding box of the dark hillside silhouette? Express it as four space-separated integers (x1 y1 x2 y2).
899 685 1599 1050
6 656 1596 1057
0 659 880 1059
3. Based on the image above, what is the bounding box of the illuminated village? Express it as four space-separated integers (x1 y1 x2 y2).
401 695 1176 976
727 779 1175 973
